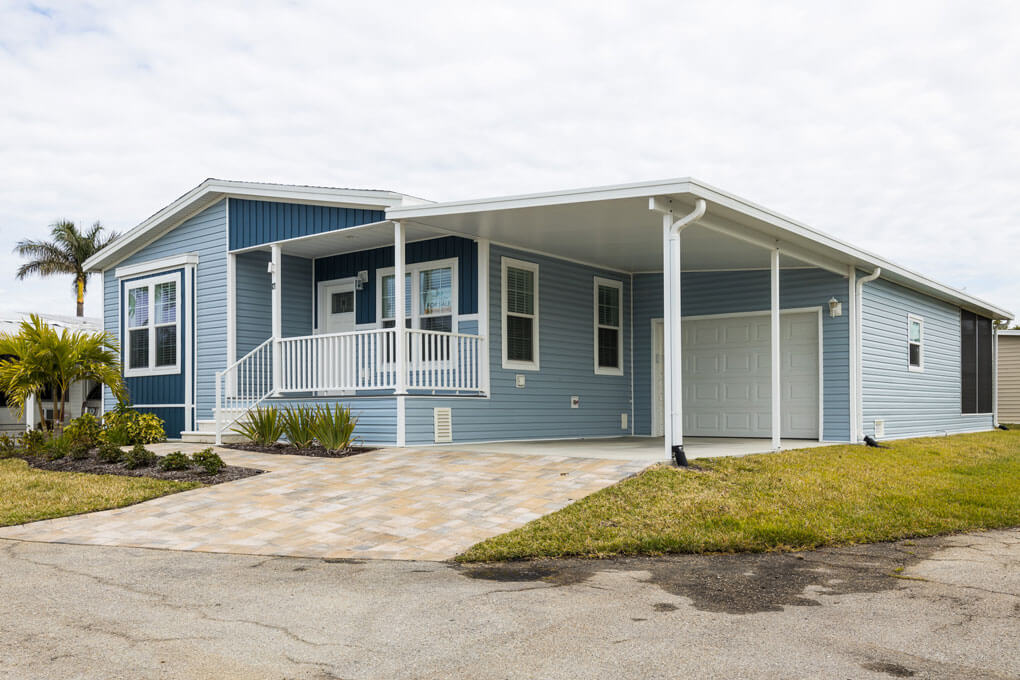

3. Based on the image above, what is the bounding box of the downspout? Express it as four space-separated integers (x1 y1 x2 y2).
651 197 707 465
855 267 881 441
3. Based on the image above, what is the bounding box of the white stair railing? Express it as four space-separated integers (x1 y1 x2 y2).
214 337 274 444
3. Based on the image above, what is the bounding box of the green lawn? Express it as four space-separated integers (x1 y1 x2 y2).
0 459 199 527
459 429 1020 562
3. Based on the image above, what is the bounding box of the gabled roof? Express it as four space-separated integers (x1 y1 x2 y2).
83 178 430 272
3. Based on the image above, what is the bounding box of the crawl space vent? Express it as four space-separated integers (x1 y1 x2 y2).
433 408 453 444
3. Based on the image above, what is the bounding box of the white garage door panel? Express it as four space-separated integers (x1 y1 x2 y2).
680 312 820 439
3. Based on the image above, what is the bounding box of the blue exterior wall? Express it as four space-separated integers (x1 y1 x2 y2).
103 200 228 434
264 396 398 446
404 244 633 445
313 236 478 327
632 268 852 442
228 198 384 250
861 278 993 438
234 251 313 358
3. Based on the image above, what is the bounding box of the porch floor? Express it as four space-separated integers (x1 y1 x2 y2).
423 436 835 462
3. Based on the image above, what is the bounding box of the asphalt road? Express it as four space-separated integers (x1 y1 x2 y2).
1 529 1017 679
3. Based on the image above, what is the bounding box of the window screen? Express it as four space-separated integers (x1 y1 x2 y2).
961 310 993 414
505 265 536 364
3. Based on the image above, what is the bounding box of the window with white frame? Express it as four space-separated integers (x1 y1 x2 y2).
594 277 623 375
502 257 539 370
124 272 181 376
908 314 923 371
379 259 457 361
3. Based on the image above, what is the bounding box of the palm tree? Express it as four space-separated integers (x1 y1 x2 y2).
15 220 119 317
0 314 126 430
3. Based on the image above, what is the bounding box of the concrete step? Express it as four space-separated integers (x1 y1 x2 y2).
180 430 247 444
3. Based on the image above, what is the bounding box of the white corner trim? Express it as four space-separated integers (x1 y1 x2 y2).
116 253 199 279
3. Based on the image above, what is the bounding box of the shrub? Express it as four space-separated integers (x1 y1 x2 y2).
104 408 166 446
64 413 103 449
310 404 359 452
123 443 157 469
232 407 284 446
44 434 70 460
280 406 316 448
190 448 225 475
19 429 47 457
0 434 18 459
68 438 92 460
96 439 124 464
158 451 192 471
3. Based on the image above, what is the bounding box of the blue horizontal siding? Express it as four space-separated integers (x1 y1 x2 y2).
632 269 851 442
235 252 313 358
862 278 993 438
314 236 478 326
263 397 397 446
404 244 632 445
229 198 385 250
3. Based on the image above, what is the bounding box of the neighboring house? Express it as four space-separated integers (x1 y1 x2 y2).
82 178 1013 456
997 330 1020 424
0 313 104 433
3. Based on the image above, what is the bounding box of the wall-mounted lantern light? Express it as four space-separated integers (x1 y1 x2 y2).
356 270 369 291
828 297 842 317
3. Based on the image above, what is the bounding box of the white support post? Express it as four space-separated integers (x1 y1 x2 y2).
393 220 408 395
25 394 36 432
477 239 491 396
214 373 222 445
846 266 858 442
770 247 781 451
662 213 682 462
271 244 282 394
226 252 237 397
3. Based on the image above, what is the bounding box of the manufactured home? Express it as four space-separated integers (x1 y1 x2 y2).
83 178 1012 459
998 330 1020 424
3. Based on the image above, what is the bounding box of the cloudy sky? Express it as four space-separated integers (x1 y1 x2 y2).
1 1 1018 321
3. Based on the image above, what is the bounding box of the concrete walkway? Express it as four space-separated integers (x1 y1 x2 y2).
0 444 648 561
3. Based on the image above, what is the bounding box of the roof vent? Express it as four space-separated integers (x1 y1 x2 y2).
434 408 453 444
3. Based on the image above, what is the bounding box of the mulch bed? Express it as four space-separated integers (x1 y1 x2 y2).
22 452 264 485
223 442 373 459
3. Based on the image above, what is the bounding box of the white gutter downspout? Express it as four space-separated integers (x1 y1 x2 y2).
992 325 999 428
650 197 707 465
855 267 881 441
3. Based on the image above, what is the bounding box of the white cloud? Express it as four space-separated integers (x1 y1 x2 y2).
0 0 1018 319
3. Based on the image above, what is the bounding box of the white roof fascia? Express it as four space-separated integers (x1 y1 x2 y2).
387 177 1012 321
84 179 416 272
999 329 1020 336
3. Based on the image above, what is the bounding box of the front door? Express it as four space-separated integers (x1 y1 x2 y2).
322 280 356 334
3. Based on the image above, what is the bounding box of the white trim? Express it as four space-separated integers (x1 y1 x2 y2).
388 177 1011 321
501 256 540 371
457 313 480 324
228 219 392 255
122 271 184 378
130 403 188 408
908 314 924 372
817 307 825 442
847 266 858 443
651 318 664 438
680 306 823 322
593 276 624 376
226 253 236 363
115 253 198 279
183 265 193 431
629 273 635 434
376 257 460 331
992 325 999 427
770 248 781 451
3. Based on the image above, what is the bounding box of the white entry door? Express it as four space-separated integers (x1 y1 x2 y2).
652 311 820 439
321 280 356 334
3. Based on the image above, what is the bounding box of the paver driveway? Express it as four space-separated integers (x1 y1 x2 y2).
0 444 648 561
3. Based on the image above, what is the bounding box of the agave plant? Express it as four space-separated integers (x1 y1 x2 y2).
310 403 359 452
280 406 316 448
0 314 126 429
232 407 284 445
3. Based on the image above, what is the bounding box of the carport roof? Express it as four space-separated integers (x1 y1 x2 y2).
388 177 1013 321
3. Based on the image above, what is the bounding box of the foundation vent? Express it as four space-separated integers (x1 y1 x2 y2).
434 408 453 444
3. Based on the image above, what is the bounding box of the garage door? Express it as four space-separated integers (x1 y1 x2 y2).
654 311 820 439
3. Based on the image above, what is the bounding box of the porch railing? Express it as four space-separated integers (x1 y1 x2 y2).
214 328 486 443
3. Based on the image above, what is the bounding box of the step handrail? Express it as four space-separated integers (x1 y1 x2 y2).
214 337 274 444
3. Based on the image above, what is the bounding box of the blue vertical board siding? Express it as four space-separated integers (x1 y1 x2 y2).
228 198 385 250
314 236 478 326
404 245 633 445
234 251 313 358
102 200 228 424
861 278 992 438
133 407 185 441
265 397 397 446
631 269 852 441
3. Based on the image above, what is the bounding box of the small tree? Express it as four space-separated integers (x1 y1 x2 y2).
0 315 127 429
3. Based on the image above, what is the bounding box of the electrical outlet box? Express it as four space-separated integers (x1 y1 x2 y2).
621 413 628 430
570 396 580 409
874 419 885 438
515 374 526 388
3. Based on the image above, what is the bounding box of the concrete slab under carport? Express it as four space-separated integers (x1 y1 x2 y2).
425 436 835 463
